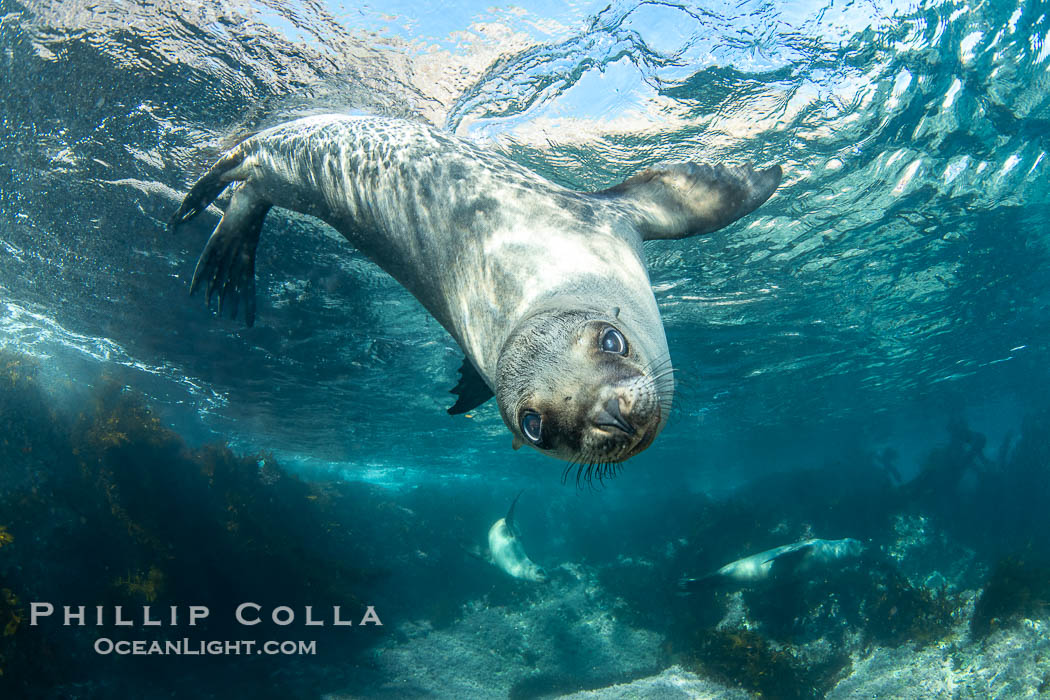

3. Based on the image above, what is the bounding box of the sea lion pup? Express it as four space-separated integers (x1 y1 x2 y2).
171 114 781 472
487 491 547 583
678 538 864 592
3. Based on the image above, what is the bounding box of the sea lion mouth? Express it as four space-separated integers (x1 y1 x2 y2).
562 400 662 487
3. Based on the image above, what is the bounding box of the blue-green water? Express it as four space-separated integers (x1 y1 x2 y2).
1 0 1049 697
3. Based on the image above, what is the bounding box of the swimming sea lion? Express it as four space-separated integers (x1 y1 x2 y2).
487 491 547 583
170 114 781 475
678 538 864 591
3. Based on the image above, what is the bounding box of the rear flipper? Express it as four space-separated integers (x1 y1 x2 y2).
171 148 271 327
169 149 247 231
189 185 271 326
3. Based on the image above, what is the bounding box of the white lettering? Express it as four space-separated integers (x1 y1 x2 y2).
304 606 323 626
235 602 261 625
143 606 160 626
333 605 352 626
271 606 294 626
188 606 209 626
64 606 85 626
359 606 382 626
114 606 133 626
29 602 53 626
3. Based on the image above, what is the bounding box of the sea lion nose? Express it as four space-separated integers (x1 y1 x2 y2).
595 396 636 436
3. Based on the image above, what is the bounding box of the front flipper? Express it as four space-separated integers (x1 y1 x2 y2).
765 544 813 578
448 356 494 415
594 162 781 240
189 184 271 327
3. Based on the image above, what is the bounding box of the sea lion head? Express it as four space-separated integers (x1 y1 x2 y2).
495 306 673 479
523 562 549 583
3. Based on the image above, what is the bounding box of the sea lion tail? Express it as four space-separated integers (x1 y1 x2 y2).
172 146 271 327
677 572 718 594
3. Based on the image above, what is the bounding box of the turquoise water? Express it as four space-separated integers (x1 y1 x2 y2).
1 0 1049 697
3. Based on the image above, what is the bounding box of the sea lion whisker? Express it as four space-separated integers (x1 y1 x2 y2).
573 458 589 489
648 363 678 381
649 367 678 388
561 458 580 486
574 451 601 490
642 355 674 374
648 362 677 376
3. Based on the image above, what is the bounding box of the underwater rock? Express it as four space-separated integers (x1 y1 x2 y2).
353 567 662 699
552 665 749 699
886 513 982 592
827 617 1050 699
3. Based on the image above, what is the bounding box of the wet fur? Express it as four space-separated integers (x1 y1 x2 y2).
171 114 779 474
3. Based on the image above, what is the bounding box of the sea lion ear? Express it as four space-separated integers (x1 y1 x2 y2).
512 436 524 450
592 162 781 241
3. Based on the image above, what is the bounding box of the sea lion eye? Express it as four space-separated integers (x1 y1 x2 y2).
520 411 543 444
599 327 628 355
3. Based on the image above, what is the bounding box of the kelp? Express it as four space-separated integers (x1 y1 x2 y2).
971 557 1050 638
0 350 389 697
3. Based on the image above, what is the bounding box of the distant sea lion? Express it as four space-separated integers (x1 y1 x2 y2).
487 491 547 583
678 538 864 591
171 114 780 477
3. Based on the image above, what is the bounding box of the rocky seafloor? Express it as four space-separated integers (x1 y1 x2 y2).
348 593 1050 699
332 531 1050 700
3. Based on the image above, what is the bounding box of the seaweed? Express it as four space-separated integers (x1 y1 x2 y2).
0 581 54 695
674 628 849 700
971 557 1050 638
0 350 392 697
1 587 18 638
862 564 962 647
